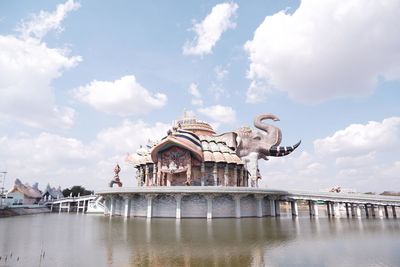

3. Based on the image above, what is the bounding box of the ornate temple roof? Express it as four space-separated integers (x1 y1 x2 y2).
174 111 215 136
8 179 42 199
126 129 243 167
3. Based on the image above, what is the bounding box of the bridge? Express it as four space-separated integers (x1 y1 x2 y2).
97 187 400 219
46 195 96 213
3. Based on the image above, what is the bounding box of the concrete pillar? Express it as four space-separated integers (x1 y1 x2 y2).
145 165 149 186
206 195 213 219
59 202 62 213
365 204 369 217
309 201 318 217
350 203 355 217
371 205 376 217
256 196 263 218
77 200 80 214
146 195 153 219
239 167 244 187
213 164 218 186
291 200 298 217
356 205 362 218
234 195 241 218
124 196 131 218
330 202 336 217
201 163 205 186
175 195 182 219
345 203 349 217
378 206 384 218
384 206 389 218
152 165 157 186
392 206 397 218
326 202 331 217
67 202 70 213
275 200 280 216
234 166 238 187
110 197 116 217
267 199 276 217
224 164 229 186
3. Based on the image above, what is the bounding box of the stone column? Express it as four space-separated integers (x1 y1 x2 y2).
312 201 319 217
365 204 369 217
123 196 131 218
201 163 205 186
256 196 264 218
146 195 153 219
136 167 141 187
213 164 218 186
392 206 397 218
345 203 349 217
239 167 244 187
274 199 280 216
145 165 149 186
175 195 182 219
152 164 157 186
308 200 313 217
371 205 376 217
356 205 362 218
234 195 241 218
206 195 213 219
326 202 331 217
109 196 115 217
77 200 80 214
378 206 384 218
67 202 70 213
350 203 355 217
384 206 389 218
291 200 298 217
224 164 229 186
234 166 238 187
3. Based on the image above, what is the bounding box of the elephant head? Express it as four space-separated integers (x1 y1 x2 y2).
216 113 300 187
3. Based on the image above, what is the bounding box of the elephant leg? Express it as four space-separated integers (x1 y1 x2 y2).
242 152 259 187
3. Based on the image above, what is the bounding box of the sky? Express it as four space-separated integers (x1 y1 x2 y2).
0 0 399 193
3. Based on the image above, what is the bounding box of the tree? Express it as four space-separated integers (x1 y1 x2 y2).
62 185 93 197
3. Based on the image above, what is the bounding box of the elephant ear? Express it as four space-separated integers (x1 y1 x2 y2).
214 132 238 150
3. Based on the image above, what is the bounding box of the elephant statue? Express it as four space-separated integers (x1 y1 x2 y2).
216 113 300 187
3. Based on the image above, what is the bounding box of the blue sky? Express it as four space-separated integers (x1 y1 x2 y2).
0 0 399 192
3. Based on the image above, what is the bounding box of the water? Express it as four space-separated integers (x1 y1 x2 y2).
1 214 400 267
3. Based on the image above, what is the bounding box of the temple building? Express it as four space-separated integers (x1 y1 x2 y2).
126 113 300 188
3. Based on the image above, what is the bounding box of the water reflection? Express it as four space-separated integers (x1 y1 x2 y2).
0 214 400 267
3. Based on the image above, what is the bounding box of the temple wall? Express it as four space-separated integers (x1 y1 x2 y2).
131 195 147 217
212 195 235 218
153 195 176 217
181 194 207 217
240 194 257 217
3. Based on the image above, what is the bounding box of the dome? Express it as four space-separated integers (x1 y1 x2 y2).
174 112 215 136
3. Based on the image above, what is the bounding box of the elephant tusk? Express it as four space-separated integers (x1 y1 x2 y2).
269 140 301 157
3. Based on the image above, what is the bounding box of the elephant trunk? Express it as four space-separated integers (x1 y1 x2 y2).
254 114 282 146
269 141 301 157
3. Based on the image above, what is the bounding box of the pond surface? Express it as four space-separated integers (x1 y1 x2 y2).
1 213 400 266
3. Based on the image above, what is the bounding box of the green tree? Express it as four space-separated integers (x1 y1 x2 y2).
62 185 93 197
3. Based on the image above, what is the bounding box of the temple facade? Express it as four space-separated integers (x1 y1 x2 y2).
126 113 300 188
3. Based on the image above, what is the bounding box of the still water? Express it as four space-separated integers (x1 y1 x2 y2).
1 213 400 267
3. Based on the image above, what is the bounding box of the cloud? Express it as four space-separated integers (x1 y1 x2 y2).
188 83 203 106
197 105 236 124
183 2 238 56
0 120 170 190
259 117 400 192
73 75 167 116
214 65 229 80
16 0 80 40
314 117 400 156
0 1 81 128
244 0 400 103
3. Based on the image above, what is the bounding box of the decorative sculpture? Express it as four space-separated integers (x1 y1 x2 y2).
218 113 300 187
109 164 123 187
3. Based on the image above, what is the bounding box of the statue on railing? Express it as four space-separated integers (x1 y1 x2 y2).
109 164 123 187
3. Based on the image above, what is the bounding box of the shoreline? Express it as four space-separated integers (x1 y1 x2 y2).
0 206 51 218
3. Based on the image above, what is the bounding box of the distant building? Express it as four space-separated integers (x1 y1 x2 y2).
42 184 63 201
7 179 42 205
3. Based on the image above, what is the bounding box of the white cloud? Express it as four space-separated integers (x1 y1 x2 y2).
188 83 203 106
183 2 238 56
197 105 236 124
0 1 81 128
0 120 170 190
314 117 400 156
73 75 167 116
245 0 400 103
16 0 80 40
259 117 400 192
214 65 229 80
